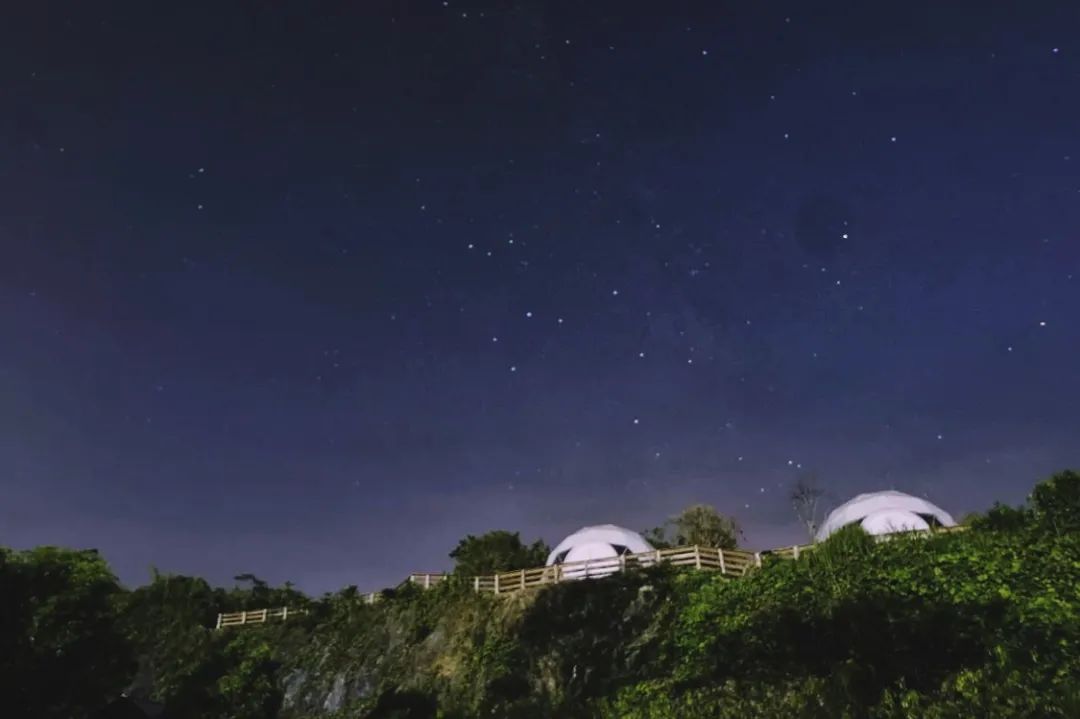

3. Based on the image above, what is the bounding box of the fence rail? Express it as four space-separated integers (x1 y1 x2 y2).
216 606 306 629
215 524 968 628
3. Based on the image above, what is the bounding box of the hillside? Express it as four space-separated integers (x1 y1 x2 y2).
2 471 1078 718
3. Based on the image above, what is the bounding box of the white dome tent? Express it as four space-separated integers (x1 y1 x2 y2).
546 524 654 580
815 490 955 542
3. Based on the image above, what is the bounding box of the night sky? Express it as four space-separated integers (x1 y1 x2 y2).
2 1 1078 593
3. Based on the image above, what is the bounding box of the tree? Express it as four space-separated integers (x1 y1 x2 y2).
0 547 135 718
1030 469 1080 534
790 475 826 542
449 531 549 576
641 525 674 550
118 571 228 707
215 633 282 719
966 502 1031 532
670 505 742 549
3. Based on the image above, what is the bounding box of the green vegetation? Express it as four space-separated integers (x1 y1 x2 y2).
1 471 1078 718
0 547 133 718
643 504 742 550
448 530 549 576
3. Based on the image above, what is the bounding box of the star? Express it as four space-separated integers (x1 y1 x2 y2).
509 365 517 373
525 311 533 318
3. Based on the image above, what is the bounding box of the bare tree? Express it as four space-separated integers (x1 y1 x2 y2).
790 474 825 542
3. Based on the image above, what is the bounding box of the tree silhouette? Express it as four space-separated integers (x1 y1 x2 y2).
790 474 826 542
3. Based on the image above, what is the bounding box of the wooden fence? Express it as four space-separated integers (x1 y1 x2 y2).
216 606 306 629
214 524 968 628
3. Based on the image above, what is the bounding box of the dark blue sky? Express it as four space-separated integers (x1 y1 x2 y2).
2 1 1078 592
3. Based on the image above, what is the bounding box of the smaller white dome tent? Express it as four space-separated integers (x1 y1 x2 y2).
816 490 955 541
547 524 654 579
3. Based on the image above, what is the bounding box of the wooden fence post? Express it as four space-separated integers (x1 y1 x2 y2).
718 549 726 574
619 553 626 573
520 569 526 590
473 576 480 593
282 607 288 621
793 545 800 560
754 552 762 568
493 573 500 595
423 574 431 589
261 608 268 623
240 610 248 625
694 545 702 569
216 613 223 630
655 549 661 565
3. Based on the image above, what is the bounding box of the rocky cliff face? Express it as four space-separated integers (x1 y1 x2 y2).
273 571 679 718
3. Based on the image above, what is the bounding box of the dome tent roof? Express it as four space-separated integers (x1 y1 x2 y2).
816 490 955 541
546 524 654 566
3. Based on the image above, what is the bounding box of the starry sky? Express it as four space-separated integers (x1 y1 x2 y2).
2 1 1078 593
